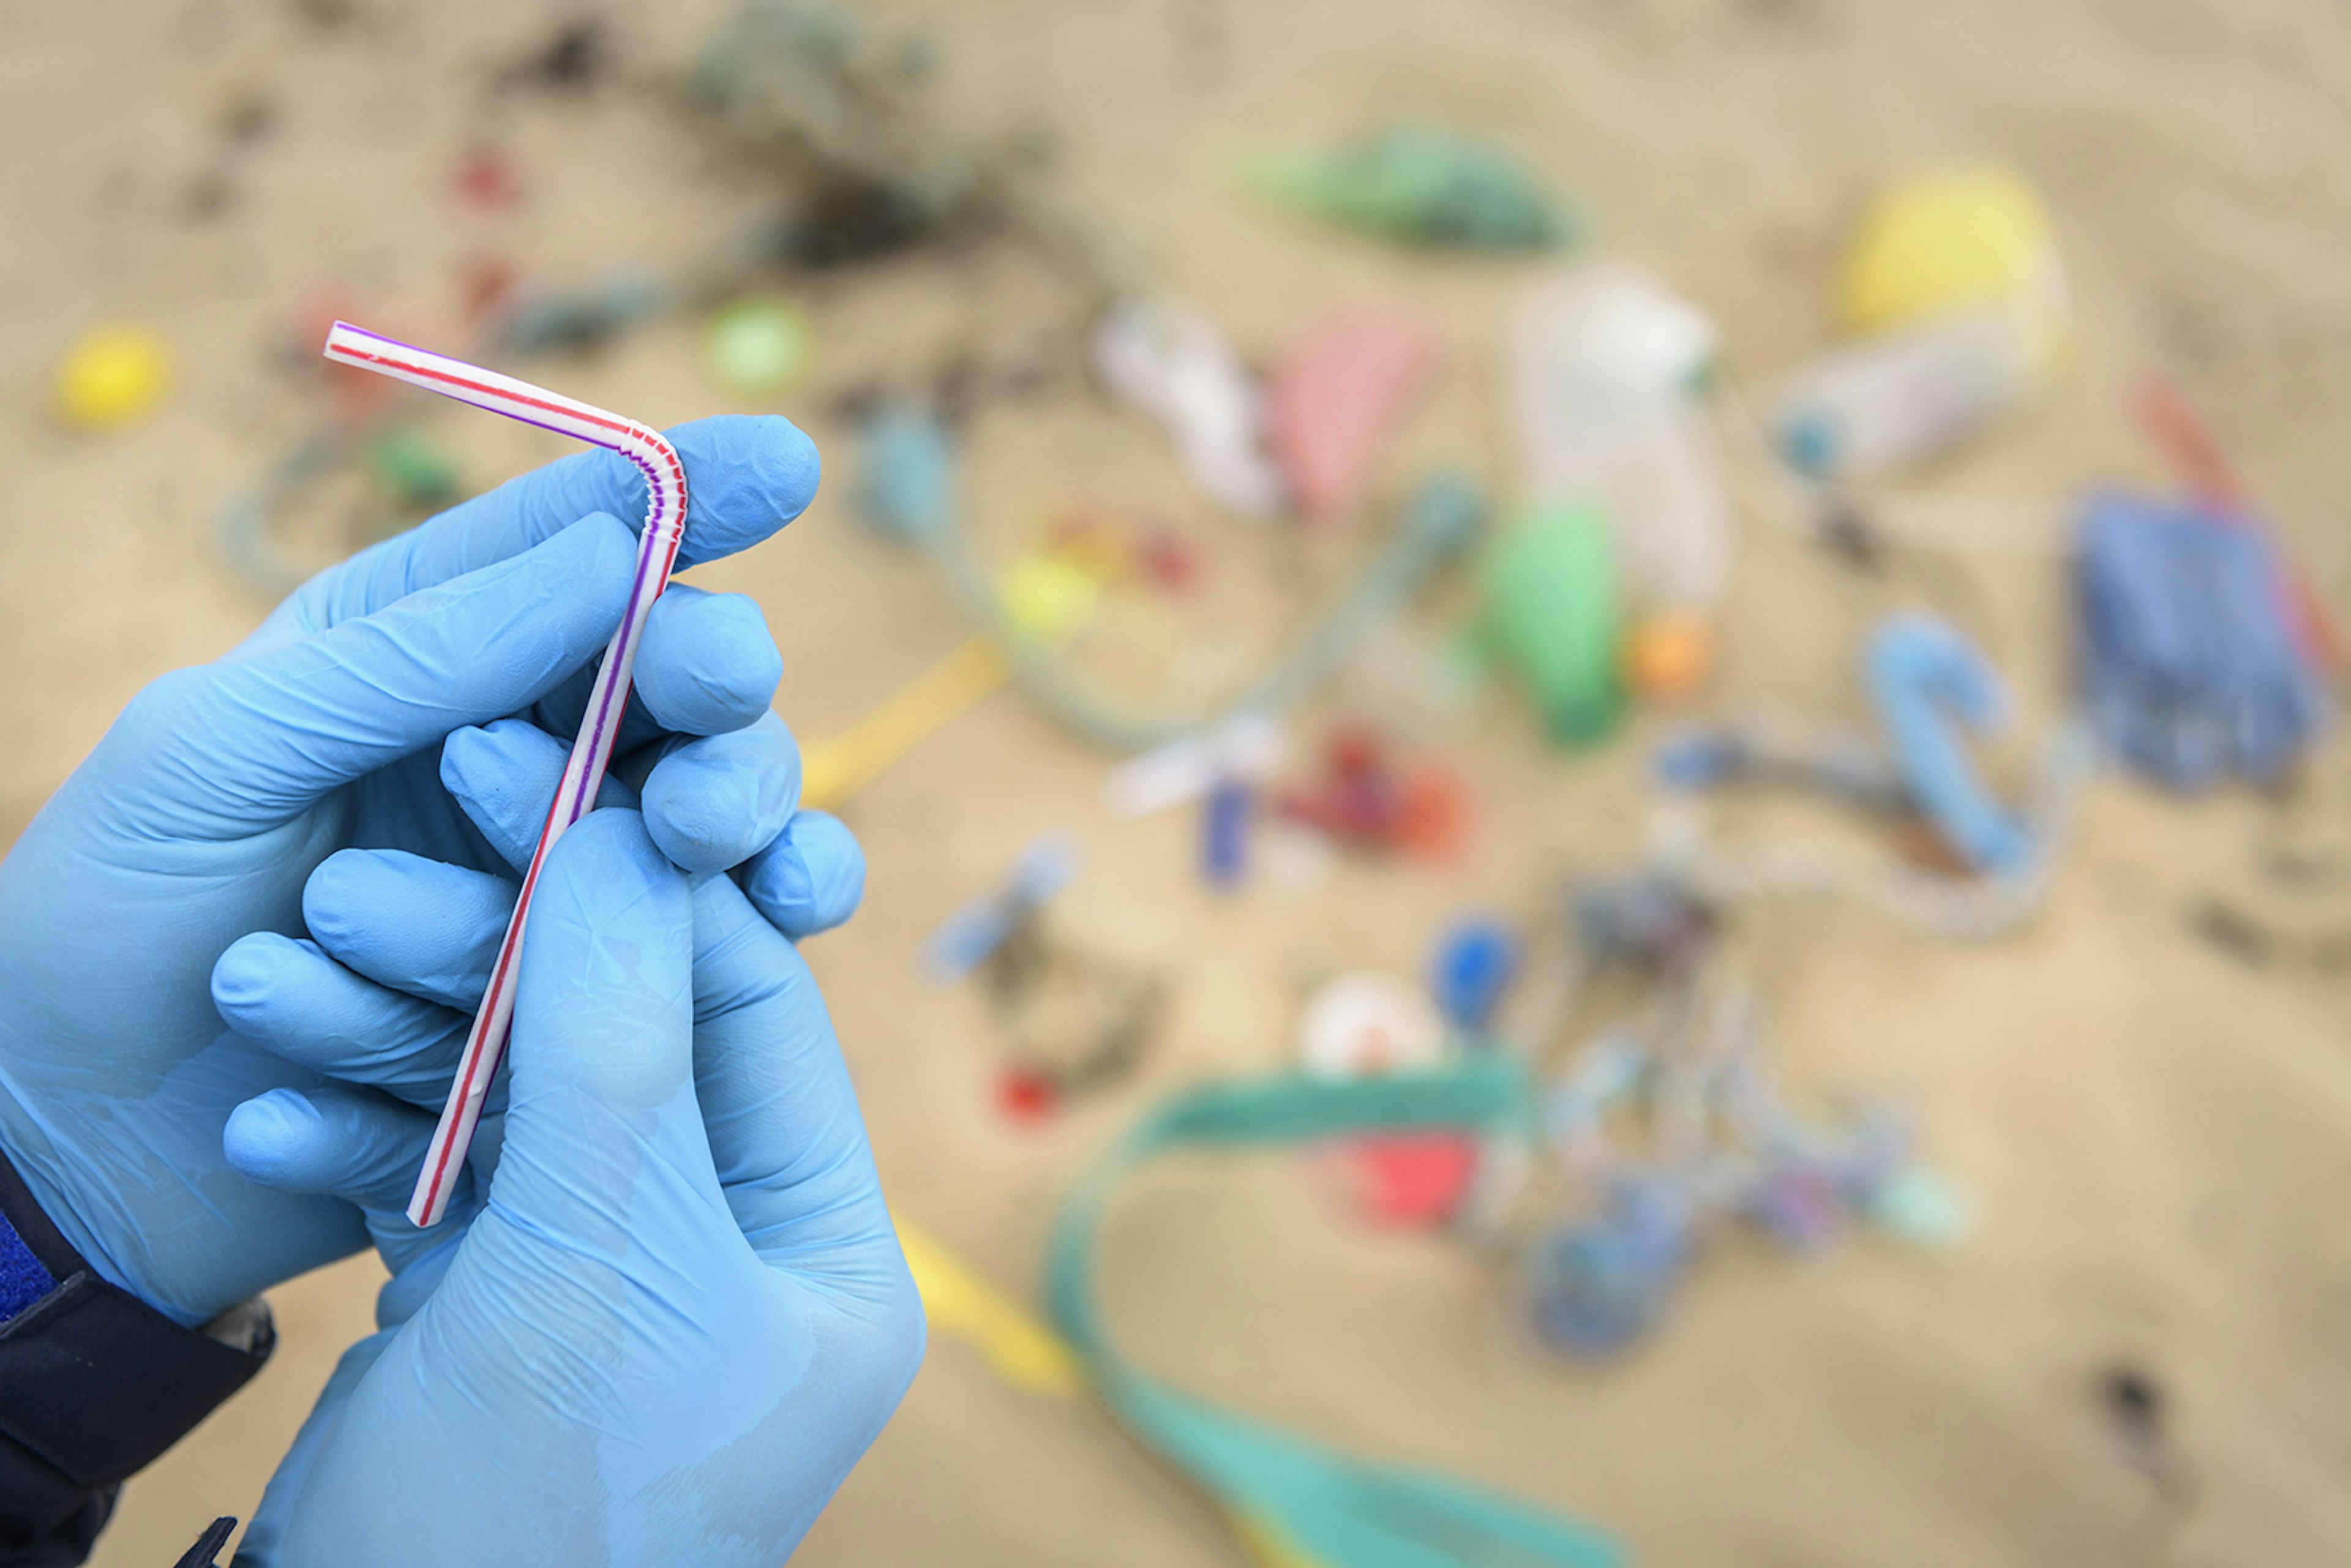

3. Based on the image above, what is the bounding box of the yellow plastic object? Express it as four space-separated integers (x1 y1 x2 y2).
1835 163 2071 378
799 637 1009 811
52 323 176 430
999 553 1103 644
894 1214 1086 1400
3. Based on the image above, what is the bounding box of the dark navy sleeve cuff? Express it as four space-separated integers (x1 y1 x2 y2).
0 1146 272 1567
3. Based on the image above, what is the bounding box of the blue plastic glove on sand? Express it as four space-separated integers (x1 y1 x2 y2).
2074 489 2329 790
0 416 837 1326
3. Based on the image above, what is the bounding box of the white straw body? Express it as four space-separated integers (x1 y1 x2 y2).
321 321 690 1227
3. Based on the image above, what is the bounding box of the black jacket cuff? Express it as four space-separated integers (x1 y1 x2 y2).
0 1144 272 1566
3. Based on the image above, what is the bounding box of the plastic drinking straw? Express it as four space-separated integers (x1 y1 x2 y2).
321 321 689 1227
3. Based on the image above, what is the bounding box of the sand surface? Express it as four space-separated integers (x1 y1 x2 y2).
4 0 2350 1562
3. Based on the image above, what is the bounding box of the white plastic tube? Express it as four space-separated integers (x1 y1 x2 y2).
322 322 689 1227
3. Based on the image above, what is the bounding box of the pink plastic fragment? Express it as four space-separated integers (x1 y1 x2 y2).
1267 314 1438 522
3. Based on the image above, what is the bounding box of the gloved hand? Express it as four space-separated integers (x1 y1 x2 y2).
0 417 828 1326
216 787 917 1566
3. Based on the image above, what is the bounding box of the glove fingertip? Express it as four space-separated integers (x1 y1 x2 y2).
746 810 866 938
223 1089 325 1189
672 416 822 567
632 589 784 737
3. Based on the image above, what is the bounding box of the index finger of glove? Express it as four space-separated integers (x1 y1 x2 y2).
273 415 819 631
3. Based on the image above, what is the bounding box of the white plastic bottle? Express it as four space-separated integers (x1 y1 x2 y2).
1769 308 2036 479
1511 266 1733 610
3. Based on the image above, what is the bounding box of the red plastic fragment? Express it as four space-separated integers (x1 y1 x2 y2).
454 149 525 212
1338 1133 1479 1228
995 1064 1060 1125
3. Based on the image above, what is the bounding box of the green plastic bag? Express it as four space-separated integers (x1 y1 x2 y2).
1230 124 1579 253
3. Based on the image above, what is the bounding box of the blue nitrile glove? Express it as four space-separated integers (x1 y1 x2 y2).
217 806 918 1567
0 416 823 1326
2074 489 2329 790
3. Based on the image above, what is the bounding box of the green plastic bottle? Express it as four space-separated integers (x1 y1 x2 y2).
1480 500 1623 745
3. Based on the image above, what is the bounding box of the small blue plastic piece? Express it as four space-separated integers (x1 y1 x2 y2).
1865 612 2030 874
1651 727 1751 790
1428 915 1520 1033
1201 778 1253 890
1525 1177 1693 1357
922 833 1081 982
854 404 957 545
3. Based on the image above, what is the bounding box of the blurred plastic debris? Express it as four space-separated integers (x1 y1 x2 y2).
1428 917 1520 1037
1297 970 1447 1079
497 269 665 354
1835 161 2073 377
916 465 1485 752
453 148 526 211
2075 489 2330 790
1201 778 1254 890
364 426 463 512
1331 1133 1480 1228
1092 299 1284 516
1653 718 1909 810
1772 163 2069 479
1864 1164 1971 1250
893 1215 1086 1399
1623 610 1714 704
1526 1178 1693 1356
499 16 608 93
1044 509 1205 595
798 637 1010 812
1103 713 1286 819
2134 374 2344 675
457 255 520 329
852 401 957 543
699 294 816 399
1525 975 1941 1358
51 323 176 430
850 396 1485 752
1572 871 1715 970
1048 1057 1624 1568
1512 266 1730 611
1266 312 1438 522
997 551 1103 645
1772 309 2039 479
929 836 1162 1118
1480 501 1623 745
690 0 1142 295
1230 122 1578 252
924 834 1082 984
1866 612 2030 874
1275 725 1471 863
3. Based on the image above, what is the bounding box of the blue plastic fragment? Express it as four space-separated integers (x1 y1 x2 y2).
1427 916 1520 1033
1525 1177 1693 1357
1201 778 1253 890
854 403 958 544
1865 612 2030 874
923 833 1082 983
2074 489 2329 792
